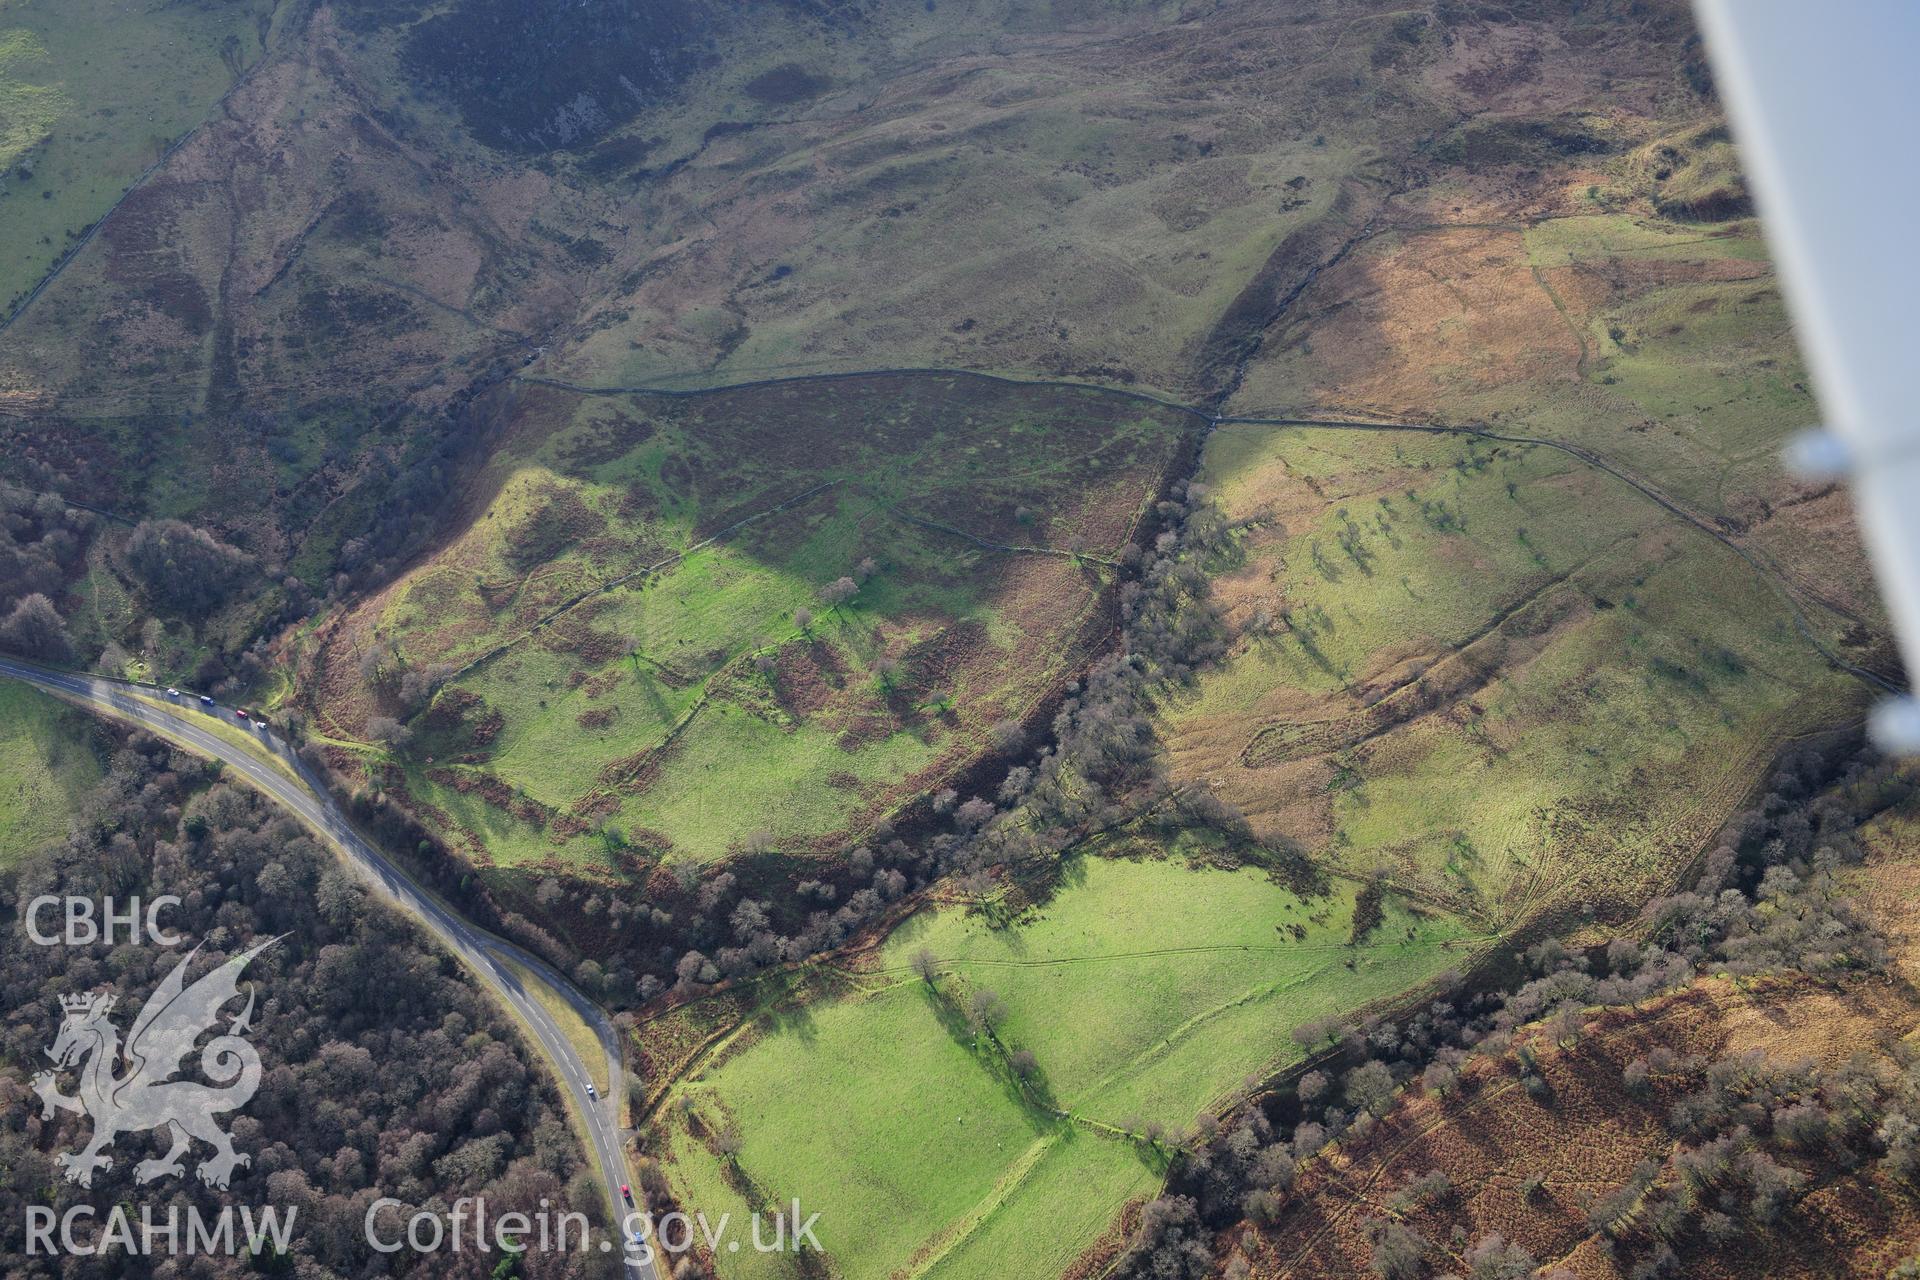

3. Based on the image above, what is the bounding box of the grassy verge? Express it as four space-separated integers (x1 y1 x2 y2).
501 954 610 1097
120 686 311 789
0 680 102 866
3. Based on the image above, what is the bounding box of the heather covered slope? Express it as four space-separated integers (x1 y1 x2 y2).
0 0 280 314
3 0 1878 712
1220 771 1920 1280
0 1 1752 558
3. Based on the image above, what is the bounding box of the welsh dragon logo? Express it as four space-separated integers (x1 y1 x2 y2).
30 938 279 1190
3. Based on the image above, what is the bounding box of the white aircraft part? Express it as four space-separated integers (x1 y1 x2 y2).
1694 0 1920 744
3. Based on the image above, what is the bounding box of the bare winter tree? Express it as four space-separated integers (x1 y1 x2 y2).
820 576 859 610
366 715 412 748
1361 1216 1427 1280
397 661 456 712
1344 1060 1397 1117
967 988 1006 1035
911 948 939 983
1454 1233 1536 1280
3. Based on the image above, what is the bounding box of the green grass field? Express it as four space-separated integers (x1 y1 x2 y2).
0 681 102 865
1186 166 1880 925
654 853 1477 1280
1518 213 1816 518
325 375 1198 868
1165 417 1862 924
0 0 276 311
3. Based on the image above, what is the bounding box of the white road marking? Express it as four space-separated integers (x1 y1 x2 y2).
0 660 659 1278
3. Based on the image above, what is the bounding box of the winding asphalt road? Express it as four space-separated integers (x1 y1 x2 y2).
0 656 658 1277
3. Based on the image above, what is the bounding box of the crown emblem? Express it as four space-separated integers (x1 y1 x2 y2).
34 940 276 1191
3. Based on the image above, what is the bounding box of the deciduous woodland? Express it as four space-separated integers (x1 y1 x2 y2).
0 727 611 1277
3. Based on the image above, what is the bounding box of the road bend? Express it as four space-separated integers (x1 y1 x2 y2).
0 657 659 1278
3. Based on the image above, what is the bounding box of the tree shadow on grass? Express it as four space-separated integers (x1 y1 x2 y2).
761 1000 820 1047
996 850 1088 929
1054 852 1091 895
914 978 1068 1136
755 972 833 1046
1289 627 1339 678
628 660 673 728
1123 1130 1180 1177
